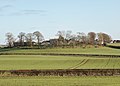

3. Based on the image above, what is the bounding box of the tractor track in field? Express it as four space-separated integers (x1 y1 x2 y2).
73 59 89 69
112 58 119 69
118 62 120 68
68 59 86 69
103 58 111 68
68 59 89 69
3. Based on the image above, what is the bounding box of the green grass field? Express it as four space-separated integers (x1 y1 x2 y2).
0 47 120 55
0 55 120 70
0 47 120 85
0 76 120 86
108 43 120 47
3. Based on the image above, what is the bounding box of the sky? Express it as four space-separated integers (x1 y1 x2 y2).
0 0 120 44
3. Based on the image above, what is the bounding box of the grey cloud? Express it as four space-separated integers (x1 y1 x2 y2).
0 0 16 2
22 10 47 15
9 12 22 16
2 5 12 8
8 9 47 16
0 5 13 11
0 3 47 16
0 4 13 16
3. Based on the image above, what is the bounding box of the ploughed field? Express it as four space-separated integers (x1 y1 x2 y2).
0 55 120 70
0 76 120 86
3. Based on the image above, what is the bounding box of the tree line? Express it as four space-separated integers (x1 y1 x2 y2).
5 31 112 48
5 31 44 48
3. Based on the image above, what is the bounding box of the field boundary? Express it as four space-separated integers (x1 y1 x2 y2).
0 69 120 76
107 45 120 49
0 53 120 57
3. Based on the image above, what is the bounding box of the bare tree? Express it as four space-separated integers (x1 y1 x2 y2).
5 32 15 48
69 34 77 47
25 33 34 47
76 32 87 48
88 32 96 45
33 31 44 48
58 35 65 46
77 32 87 43
18 32 25 46
102 33 112 43
97 33 103 45
56 31 66 46
56 31 65 38
97 32 112 45
65 30 72 40
76 32 82 42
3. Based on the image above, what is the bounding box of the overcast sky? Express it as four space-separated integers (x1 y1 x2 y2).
0 0 120 44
